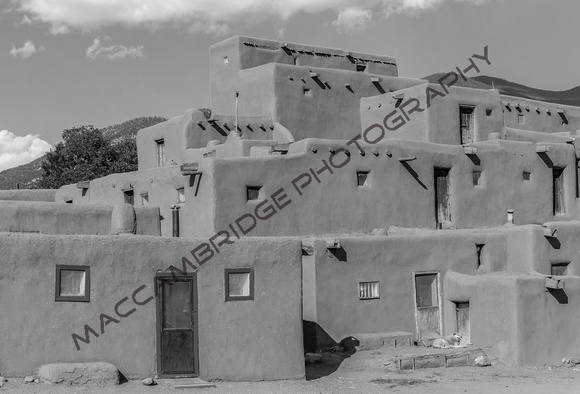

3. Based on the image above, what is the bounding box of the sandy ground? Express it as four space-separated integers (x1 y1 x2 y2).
4 348 580 393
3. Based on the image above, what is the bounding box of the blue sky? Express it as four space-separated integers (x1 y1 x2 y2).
1 0 580 170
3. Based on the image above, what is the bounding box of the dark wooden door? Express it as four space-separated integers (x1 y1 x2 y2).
434 168 451 227
553 168 565 215
460 106 474 144
455 302 470 345
414 273 441 340
156 274 198 378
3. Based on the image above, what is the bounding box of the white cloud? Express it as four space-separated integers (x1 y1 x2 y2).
9 40 45 59
333 8 373 32
0 130 52 172
15 0 495 34
86 36 144 60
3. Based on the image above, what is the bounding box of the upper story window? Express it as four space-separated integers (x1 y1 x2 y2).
155 139 166 167
177 188 185 203
123 189 134 205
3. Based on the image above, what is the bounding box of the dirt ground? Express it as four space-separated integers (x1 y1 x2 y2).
4 348 580 393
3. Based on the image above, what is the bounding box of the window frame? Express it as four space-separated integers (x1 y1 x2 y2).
224 268 254 302
55 265 90 302
358 281 380 300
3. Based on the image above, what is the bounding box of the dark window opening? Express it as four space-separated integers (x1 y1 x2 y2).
357 171 369 187
486 109 493 116
473 171 482 186
65 199 73 204
476 244 484 268
395 98 403 108
246 186 262 201
551 263 569 276
356 63 366 72
553 168 565 216
55 265 90 302
124 189 134 205
303 87 311 96
225 268 254 301
518 114 525 124
523 171 531 181
81 188 88 197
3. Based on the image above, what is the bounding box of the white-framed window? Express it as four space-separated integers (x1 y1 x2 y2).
358 281 379 300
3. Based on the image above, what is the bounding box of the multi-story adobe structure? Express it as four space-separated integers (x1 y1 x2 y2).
1 36 580 381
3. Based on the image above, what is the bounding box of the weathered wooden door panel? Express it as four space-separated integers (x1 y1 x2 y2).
414 273 441 340
456 302 470 345
156 275 198 378
460 106 475 144
434 169 451 226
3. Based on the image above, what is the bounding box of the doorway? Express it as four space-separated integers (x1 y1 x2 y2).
460 106 475 144
155 273 198 378
414 272 442 340
434 168 451 228
455 302 470 345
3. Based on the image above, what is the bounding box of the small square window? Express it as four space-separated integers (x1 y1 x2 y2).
81 188 88 197
140 192 149 206
223 56 228 64
303 87 311 96
356 63 366 72
486 109 493 116
357 171 369 187
359 281 379 299
55 265 90 302
124 189 134 205
551 263 569 276
225 268 254 301
473 171 482 186
523 171 531 181
518 114 525 124
177 188 185 203
246 186 262 201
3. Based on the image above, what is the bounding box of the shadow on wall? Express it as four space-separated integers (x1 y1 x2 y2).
548 288 568 304
303 320 355 381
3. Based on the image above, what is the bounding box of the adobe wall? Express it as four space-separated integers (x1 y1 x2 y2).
514 275 580 366
306 231 507 342
56 166 197 237
502 95 580 133
210 36 398 117
0 234 304 380
0 201 112 235
197 138 576 237
361 85 504 144
136 112 192 171
0 189 57 202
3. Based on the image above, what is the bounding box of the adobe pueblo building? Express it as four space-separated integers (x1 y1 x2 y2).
1 36 580 380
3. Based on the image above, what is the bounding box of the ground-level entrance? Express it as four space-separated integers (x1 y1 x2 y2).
414 272 442 340
155 273 198 378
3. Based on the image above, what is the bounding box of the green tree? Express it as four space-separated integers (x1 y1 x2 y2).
38 125 138 189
